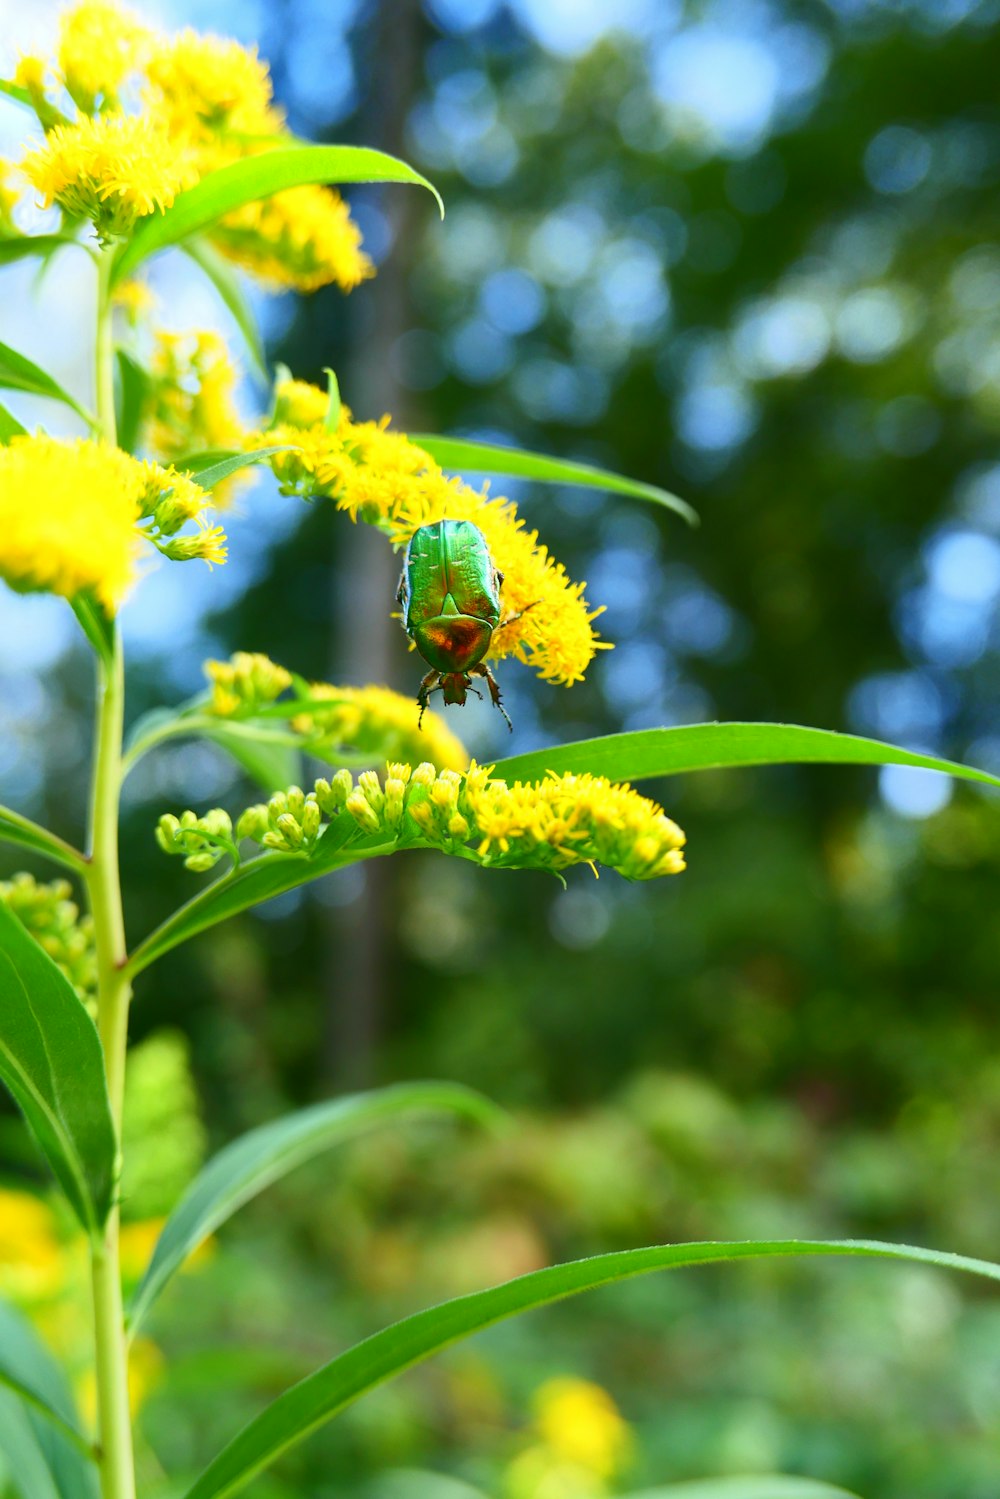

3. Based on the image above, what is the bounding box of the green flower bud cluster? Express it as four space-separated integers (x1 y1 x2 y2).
155 808 235 872
236 785 322 853
0 873 96 1005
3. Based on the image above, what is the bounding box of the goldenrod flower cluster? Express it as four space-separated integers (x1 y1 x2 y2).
203 652 468 772
0 873 96 1005
144 328 248 502
56 0 151 112
204 651 293 717
14 1 370 288
253 381 608 687
22 112 198 241
0 436 223 612
170 762 685 882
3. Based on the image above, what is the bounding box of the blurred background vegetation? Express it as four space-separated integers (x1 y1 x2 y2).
3 0 1000 1494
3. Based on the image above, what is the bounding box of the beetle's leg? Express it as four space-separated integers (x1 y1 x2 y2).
417 670 440 727
473 663 513 732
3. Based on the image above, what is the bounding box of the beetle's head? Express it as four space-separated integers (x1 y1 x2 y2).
440 672 472 705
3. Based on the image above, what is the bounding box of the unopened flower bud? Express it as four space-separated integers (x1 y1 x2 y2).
314 768 353 815
346 788 380 834
357 770 385 813
236 804 268 842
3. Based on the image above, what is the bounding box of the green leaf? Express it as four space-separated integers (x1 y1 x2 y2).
323 367 341 432
112 145 444 284
0 903 116 1232
129 1082 502 1333
0 400 27 442
198 719 301 794
0 1303 97 1489
624 1482 862 1499
0 236 83 269
0 1390 62 1499
0 805 85 873
179 445 295 492
410 435 697 526
126 820 391 978
492 722 1000 793
180 1237 1000 1499
114 349 150 457
123 701 300 791
181 239 268 379
0 339 95 428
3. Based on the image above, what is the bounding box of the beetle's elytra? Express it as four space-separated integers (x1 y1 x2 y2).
398 519 515 731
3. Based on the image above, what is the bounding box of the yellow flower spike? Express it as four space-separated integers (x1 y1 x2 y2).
22 112 198 242
272 377 330 429
147 330 246 500
57 0 152 112
207 180 373 294
203 653 467 773
251 386 607 687
222 761 685 883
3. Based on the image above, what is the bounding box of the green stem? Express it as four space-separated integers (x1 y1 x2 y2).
95 249 117 444
85 249 136 1499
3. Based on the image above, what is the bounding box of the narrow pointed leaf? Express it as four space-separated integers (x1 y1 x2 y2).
0 236 81 268
182 1237 1000 1499
0 1303 97 1489
123 703 300 791
0 805 85 872
492 723 1000 793
0 1390 62 1499
0 340 94 427
624 1482 861 1499
411 434 697 526
114 349 150 457
0 79 68 130
112 145 443 284
0 400 27 442
181 239 268 379
179 446 294 491
0 904 116 1231
127 821 392 978
130 1082 502 1332
70 594 115 668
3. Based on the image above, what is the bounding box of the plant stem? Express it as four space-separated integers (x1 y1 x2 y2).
86 248 137 1499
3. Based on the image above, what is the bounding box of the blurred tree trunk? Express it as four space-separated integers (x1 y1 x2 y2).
324 0 425 1086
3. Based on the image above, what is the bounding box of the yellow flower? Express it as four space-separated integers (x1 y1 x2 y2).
141 30 370 294
254 384 607 688
208 177 373 294
0 160 21 234
57 0 152 112
146 328 247 501
0 1189 68 1301
22 111 197 240
203 652 468 772
533 1378 632 1478
291 683 468 773
112 277 156 321
143 29 280 139
225 761 686 881
0 436 223 612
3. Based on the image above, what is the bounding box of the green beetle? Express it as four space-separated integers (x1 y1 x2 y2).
398 519 517 731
